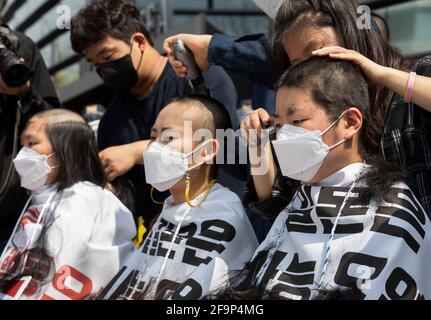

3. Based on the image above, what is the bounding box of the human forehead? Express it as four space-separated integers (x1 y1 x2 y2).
276 87 318 112
21 118 46 140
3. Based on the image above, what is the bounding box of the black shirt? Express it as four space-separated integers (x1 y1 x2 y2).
97 63 239 227
0 31 60 240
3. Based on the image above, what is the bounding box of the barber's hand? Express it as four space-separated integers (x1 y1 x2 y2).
99 144 140 181
163 34 212 78
312 46 386 84
240 108 273 147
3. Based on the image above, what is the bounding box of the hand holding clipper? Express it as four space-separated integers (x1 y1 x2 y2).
172 39 210 96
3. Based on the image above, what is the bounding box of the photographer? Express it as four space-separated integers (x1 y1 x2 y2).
0 24 60 252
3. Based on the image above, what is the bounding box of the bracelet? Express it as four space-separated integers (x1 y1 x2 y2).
404 71 417 103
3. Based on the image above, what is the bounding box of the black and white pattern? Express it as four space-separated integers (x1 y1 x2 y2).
100 184 259 300
248 163 430 300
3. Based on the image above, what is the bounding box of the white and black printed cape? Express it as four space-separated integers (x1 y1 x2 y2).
0 182 137 300
247 163 431 300
99 183 259 300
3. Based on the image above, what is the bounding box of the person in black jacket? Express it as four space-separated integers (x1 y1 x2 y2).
0 25 60 251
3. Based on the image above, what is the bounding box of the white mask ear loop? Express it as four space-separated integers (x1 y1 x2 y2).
183 140 211 157
322 111 348 150
187 162 205 172
328 138 347 151
322 111 347 136
183 140 212 171
47 153 60 170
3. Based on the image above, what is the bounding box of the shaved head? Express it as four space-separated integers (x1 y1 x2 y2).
167 99 215 136
32 109 86 126
152 95 232 180
22 109 88 143
166 95 231 137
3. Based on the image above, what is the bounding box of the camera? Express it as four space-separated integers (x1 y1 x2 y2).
0 27 31 87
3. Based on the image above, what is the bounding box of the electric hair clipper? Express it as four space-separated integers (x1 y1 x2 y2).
172 39 211 97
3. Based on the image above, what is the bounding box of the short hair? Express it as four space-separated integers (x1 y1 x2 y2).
169 94 232 135
277 56 369 119
167 95 232 180
277 56 370 154
70 0 154 54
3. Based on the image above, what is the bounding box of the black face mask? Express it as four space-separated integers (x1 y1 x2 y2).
96 42 144 92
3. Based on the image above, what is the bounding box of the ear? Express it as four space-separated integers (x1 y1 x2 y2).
199 139 220 164
131 32 148 52
342 107 363 140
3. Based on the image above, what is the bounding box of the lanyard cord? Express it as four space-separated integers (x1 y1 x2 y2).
317 175 360 291
185 176 217 208
150 177 217 298
254 193 298 286
150 178 217 207
149 206 191 299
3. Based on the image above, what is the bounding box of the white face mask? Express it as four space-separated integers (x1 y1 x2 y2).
13 147 57 192
272 112 347 182
144 141 210 192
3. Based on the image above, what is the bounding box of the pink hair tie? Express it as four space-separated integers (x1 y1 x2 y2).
404 71 417 103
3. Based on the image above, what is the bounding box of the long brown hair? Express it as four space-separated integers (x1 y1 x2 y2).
272 0 410 154
0 115 107 296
